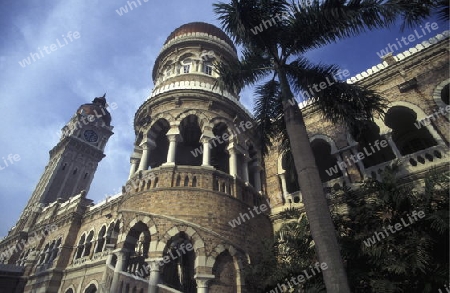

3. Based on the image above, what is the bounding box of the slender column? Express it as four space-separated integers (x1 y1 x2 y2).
332 153 351 185
333 153 351 185
110 251 127 293
348 147 365 173
165 134 180 165
384 133 402 158
242 155 250 184
194 274 215 293
228 147 238 177
147 259 162 293
279 173 289 197
128 158 139 179
201 136 212 166
252 162 262 193
100 253 114 291
138 142 150 171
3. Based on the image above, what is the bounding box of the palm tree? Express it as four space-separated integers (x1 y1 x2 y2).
333 166 449 292
213 1 436 291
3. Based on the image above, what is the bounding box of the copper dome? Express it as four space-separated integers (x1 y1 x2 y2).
164 22 236 51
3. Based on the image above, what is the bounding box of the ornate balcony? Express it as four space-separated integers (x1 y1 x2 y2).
125 165 266 207
364 144 449 180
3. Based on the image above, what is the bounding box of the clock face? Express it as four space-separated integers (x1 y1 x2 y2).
83 130 99 143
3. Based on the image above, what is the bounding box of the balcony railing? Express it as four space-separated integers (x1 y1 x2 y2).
126 165 265 207
364 144 449 181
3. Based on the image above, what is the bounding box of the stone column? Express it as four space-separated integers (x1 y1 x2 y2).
195 274 215 293
252 162 262 193
242 155 250 184
110 250 127 293
147 259 162 293
201 136 212 167
165 134 180 166
333 153 351 185
138 141 150 171
384 133 402 158
100 253 114 290
279 173 289 197
128 158 140 179
228 147 238 177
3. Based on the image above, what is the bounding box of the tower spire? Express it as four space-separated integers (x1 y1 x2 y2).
13 95 114 234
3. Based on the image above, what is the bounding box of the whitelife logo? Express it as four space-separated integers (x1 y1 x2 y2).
190 121 254 158
18 31 80 68
325 139 389 177
376 22 439 58
363 210 425 247
414 105 450 129
0 154 21 171
132 242 194 278
115 0 150 16
266 262 328 293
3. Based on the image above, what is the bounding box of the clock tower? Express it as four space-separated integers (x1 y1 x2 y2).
14 94 114 233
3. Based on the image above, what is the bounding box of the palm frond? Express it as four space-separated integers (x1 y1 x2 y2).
286 57 388 133
214 47 273 93
214 0 289 47
253 79 283 154
286 0 435 53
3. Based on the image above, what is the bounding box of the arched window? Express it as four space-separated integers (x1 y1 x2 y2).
39 243 49 265
351 121 395 168
83 231 94 257
75 234 86 259
385 106 437 155
177 115 202 166
106 221 120 248
161 232 196 292
210 122 230 173
311 139 343 182
124 221 150 278
181 58 192 74
148 119 170 168
48 238 61 264
163 61 174 80
441 84 449 105
202 61 213 75
16 248 31 266
95 226 107 253
210 250 237 292
84 284 97 293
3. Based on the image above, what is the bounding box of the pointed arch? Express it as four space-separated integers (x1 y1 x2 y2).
383 101 442 154
160 230 197 292
83 281 98 293
209 244 248 293
176 110 211 130
433 78 450 108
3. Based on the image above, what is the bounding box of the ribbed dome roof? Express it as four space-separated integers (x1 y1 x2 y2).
164 22 235 50
77 95 111 126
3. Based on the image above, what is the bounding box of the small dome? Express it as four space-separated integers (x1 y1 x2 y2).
77 95 111 126
164 22 236 51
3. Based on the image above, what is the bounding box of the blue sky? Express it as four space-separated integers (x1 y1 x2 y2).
0 0 447 237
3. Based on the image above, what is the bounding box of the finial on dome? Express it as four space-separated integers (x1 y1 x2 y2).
92 93 107 106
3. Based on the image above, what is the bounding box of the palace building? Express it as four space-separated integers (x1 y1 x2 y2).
0 22 448 293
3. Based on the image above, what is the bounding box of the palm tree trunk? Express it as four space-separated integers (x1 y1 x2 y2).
277 68 351 292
